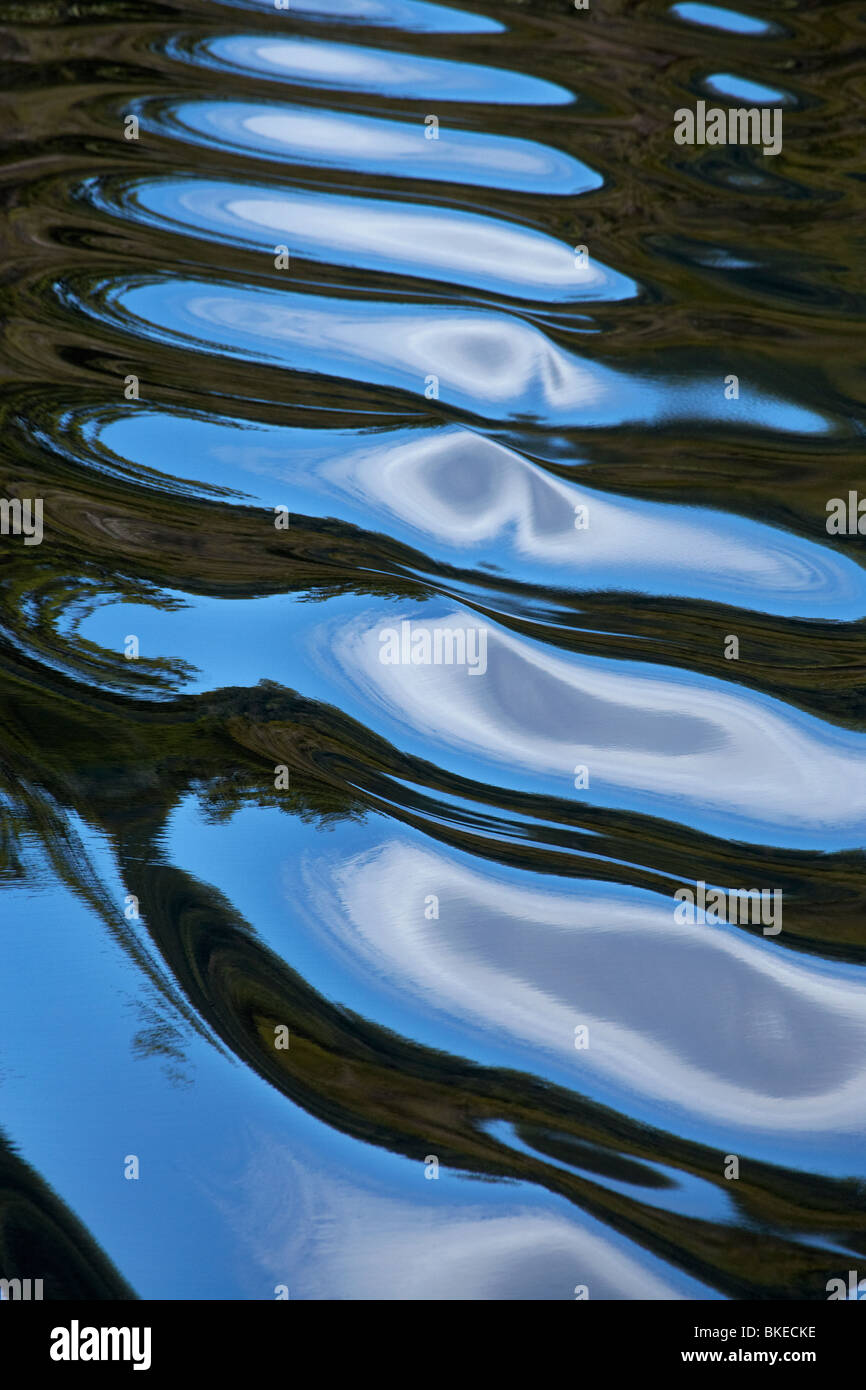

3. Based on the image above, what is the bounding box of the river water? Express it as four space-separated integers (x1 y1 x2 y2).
1 0 865 1300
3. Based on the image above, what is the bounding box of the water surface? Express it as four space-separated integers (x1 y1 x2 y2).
1 0 864 1301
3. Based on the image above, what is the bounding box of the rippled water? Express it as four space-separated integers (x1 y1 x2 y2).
1 0 865 1301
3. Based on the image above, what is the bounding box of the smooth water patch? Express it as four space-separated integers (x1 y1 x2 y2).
66 275 831 435
670 3 778 36
217 0 505 33
0 852 258 1297
703 72 793 105
78 408 866 621
330 606 866 846
213 1133 704 1299
304 835 866 1132
4 829 670 1300
84 176 634 304
142 99 599 195
164 795 866 1173
70 587 866 849
177 33 574 104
